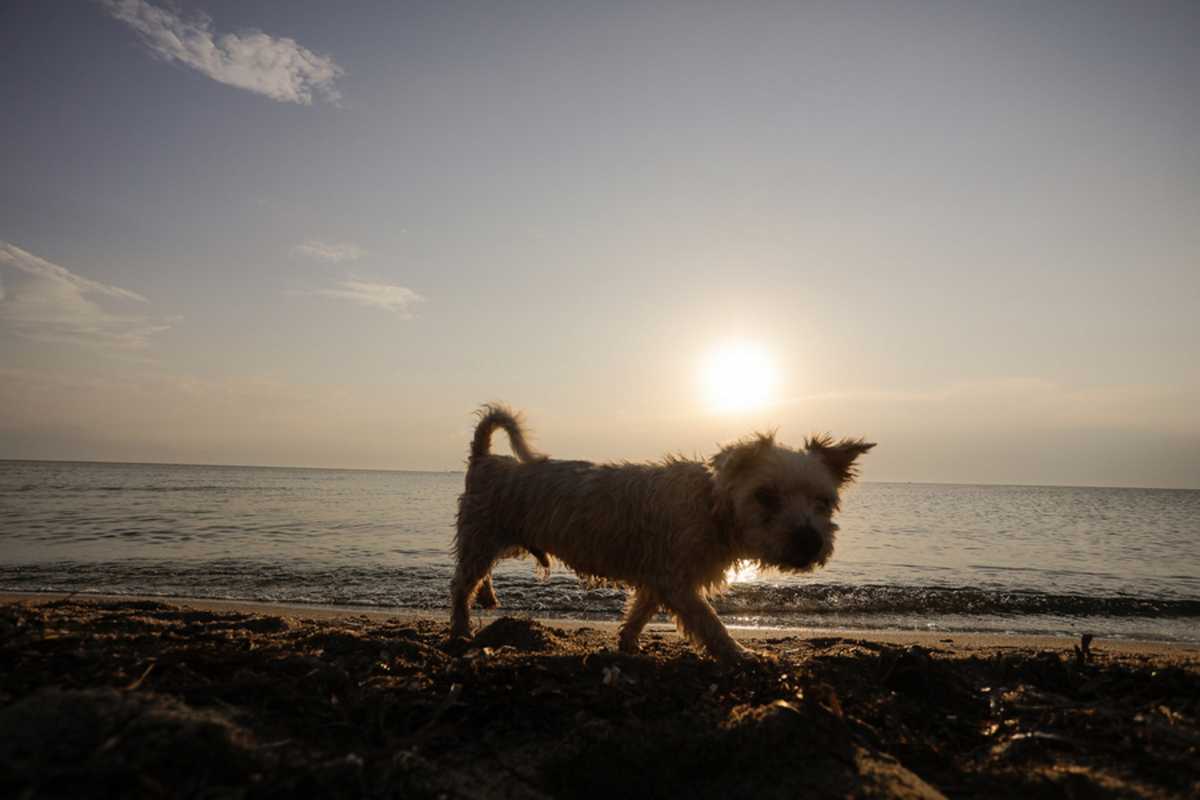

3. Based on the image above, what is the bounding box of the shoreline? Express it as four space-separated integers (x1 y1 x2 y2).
4 590 1196 658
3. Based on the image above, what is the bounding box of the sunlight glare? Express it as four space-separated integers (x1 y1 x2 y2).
725 560 760 584
703 342 777 413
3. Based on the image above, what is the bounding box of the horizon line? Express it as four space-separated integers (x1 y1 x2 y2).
2 457 1196 493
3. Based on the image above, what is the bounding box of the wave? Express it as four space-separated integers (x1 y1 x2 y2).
713 583 1200 619
2 563 1197 621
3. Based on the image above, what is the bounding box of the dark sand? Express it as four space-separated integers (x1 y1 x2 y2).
2 594 1198 798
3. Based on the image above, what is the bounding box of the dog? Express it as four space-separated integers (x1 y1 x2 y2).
450 404 874 663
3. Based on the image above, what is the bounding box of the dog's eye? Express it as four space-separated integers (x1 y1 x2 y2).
754 487 782 515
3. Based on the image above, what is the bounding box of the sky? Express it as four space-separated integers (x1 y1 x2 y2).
1 0 1198 488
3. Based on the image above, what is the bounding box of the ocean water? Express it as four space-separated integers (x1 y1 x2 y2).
2 459 1198 642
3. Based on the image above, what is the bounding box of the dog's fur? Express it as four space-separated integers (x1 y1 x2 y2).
451 403 874 662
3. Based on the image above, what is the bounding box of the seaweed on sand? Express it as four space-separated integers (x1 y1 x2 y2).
1 600 1197 799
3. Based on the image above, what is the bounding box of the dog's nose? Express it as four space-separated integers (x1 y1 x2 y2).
793 525 823 562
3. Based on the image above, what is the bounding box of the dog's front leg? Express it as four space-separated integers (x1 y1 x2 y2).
663 588 748 664
618 587 660 654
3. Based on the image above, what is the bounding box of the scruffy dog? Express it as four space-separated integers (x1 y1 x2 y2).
451 404 874 663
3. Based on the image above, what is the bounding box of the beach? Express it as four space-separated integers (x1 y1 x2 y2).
2 593 1198 798
7 4 1200 799
6 463 1198 646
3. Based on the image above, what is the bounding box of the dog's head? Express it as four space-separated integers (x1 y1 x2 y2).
709 432 875 572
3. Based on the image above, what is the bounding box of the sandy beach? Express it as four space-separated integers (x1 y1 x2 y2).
2 593 1198 799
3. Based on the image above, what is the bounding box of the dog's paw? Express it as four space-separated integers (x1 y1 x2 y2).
718 645 777 670
617 637 642 655
745 647 781 666
443 630 474 655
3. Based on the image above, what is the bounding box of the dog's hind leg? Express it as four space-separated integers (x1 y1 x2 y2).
475 574 499 609
618 587 660 654
450 528 501 639
662 588 747 664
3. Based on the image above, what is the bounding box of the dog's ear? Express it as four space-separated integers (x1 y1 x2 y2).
710 432 776 478
805 435 876 485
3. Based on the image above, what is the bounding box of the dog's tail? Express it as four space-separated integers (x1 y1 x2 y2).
470 403 545 463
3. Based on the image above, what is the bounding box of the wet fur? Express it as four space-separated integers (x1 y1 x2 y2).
451 403 874 662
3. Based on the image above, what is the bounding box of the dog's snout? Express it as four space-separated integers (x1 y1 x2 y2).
793 525 823 561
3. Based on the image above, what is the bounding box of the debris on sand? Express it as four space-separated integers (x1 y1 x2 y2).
1 599 1197 799
469 616 564 652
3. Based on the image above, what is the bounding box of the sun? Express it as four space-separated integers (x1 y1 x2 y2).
702 342 777 413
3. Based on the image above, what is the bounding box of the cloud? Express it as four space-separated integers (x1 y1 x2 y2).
293 240 366 263
308 281 427 316
0 241 170 351
101 0 343 105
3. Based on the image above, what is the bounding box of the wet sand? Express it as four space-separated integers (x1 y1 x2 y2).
2 593 1198 798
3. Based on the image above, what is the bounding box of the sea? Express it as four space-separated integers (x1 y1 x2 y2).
2 460 1198 643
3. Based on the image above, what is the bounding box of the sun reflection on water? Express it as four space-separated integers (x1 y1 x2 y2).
725 560 760 584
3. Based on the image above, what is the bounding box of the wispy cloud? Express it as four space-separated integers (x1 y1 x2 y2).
0 241 170 351
308 281 427 316
293 240 366 263
101 0 344 105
